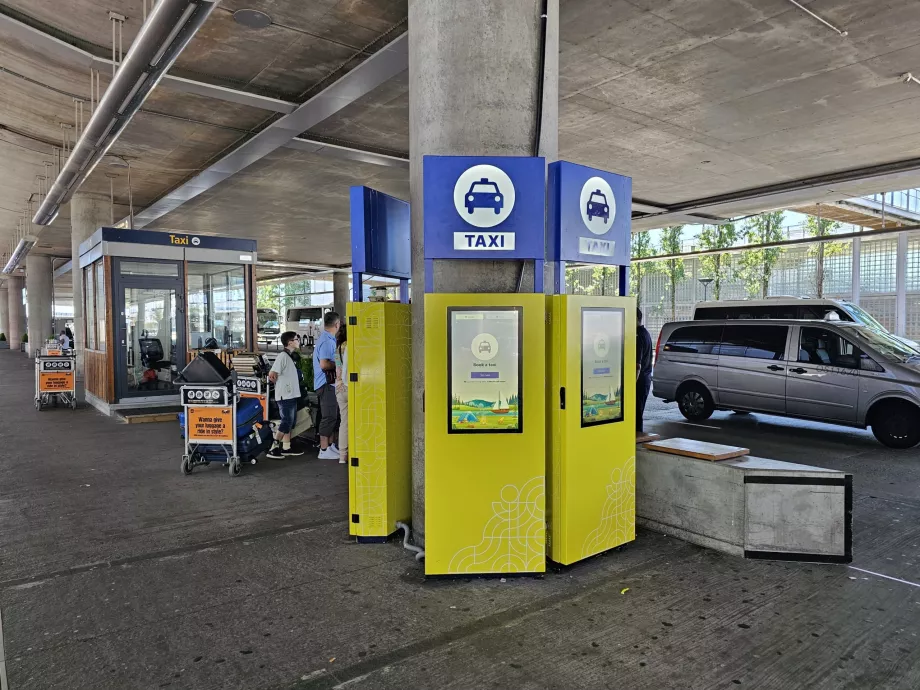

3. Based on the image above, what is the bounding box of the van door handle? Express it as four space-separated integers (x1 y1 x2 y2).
790 367 807 374
767 365 784 371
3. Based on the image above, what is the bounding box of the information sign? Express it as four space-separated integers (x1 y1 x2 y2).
447 307 522 433
187 406 234 442
580 307 625 427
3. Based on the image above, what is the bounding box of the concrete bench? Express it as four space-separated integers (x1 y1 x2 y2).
636 439 852 563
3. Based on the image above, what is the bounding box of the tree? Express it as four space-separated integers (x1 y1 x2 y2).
699 222 739 300
805 214 845 297
738 211 785 298
630 231 658 304
257 283 282 312
658 226 685 320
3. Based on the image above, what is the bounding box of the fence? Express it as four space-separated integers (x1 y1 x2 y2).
566 229 920 348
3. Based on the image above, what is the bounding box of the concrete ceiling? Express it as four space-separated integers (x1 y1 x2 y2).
3 0 920 270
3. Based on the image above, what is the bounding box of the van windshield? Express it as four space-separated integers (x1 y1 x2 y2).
853 327 918 364
840 303 887 331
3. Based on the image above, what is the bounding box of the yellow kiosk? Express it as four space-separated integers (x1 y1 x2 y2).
347 186 412 542
422 155 548 576
545 161 636 565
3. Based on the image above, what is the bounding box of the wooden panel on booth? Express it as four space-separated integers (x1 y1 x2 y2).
85 350 109 401
104 257 115 402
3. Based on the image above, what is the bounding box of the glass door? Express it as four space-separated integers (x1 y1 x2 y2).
115 260 186 400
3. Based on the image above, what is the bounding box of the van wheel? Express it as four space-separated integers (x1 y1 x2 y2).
871 400 920 449
676 383 714 422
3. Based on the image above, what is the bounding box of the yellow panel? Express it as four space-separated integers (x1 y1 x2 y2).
425 293 546 575
546 295 636 565
348 302 412 538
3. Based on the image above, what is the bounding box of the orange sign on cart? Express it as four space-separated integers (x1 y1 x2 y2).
187 407 234 442
39 371 74 392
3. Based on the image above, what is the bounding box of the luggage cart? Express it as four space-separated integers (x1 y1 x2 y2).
35 354 77 411
180 384 244 477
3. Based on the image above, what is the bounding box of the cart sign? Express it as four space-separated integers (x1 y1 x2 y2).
548 161 632 265
39 358 74 392
187 407 234 442
181 386 229 406
423 156 546 260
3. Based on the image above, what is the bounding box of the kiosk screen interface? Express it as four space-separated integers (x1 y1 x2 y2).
448 307 522 433
581 307 624 427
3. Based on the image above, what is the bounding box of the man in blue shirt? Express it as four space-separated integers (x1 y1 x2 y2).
314 311 341 459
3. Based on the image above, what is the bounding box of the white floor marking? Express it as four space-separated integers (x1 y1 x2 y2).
676 421 721 430
849 566 920 589
0 605 8 690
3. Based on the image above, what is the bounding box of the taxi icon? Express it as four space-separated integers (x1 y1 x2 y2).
465 178 504 215
478 341 493 354
586 190 609 223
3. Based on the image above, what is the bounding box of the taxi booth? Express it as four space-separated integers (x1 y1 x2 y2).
77 228 257 415
421 156 636 576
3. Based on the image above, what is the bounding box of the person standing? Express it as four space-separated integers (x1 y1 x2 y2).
266 331 305 459
636 307 653 435
334 322 349 466
314 311 341 459
58 329 72 349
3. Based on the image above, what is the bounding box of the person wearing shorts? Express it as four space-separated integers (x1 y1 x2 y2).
266 332 305 459
314 311 341 460
334 322 348 466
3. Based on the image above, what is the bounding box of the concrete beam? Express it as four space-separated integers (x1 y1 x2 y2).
285 138 408 169
129 33 409 229
0 10 296 114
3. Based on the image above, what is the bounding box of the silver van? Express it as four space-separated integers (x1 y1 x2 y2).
652 319 920 448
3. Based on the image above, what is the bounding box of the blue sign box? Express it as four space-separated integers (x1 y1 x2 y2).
350 186 411 280
548 161 632 266
423 155 546 261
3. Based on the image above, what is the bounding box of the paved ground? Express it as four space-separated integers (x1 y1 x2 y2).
1 349 919 689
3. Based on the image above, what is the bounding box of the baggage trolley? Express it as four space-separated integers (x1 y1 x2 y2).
35 354 77 411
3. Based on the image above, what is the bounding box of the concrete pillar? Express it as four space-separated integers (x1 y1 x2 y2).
332 272 349 320
408 0 559 543
7 276 25 346
26 254 53 355
70 192 109 381
0 285 8 341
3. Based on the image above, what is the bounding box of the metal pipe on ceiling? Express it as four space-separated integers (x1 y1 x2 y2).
31 0 219 227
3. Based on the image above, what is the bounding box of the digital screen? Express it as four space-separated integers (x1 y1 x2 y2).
448 307 523 434
581 307 624 427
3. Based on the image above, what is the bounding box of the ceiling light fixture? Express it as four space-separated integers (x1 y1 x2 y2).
786 0 848 37
233 9 272 29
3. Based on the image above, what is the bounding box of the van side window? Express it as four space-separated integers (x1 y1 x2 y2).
718 325 788 360
663 326 723 354
798 327 860 369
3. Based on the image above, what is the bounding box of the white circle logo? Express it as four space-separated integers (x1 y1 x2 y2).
471 333 499 361
580 176 615 235
191 237 201 246
594 333 609 358
453 165 515 228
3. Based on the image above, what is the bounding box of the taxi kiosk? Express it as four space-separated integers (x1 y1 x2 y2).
347 186 412 542
423 156 547 576
545 161 636 565
76 228 257 415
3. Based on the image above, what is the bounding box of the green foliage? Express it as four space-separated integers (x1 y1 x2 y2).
629 231 658 303
0 333 6 342
296 354 314 392
699 222 739 301
805 215 846 297
659 226 685 320
21 333 28 343
738 211 785 298
257 284 283 311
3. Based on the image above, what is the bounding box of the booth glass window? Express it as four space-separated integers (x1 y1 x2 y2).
187 263 247 350
125 287 178 393
84 264 96 350
121 261 179 277
95 262 106 351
